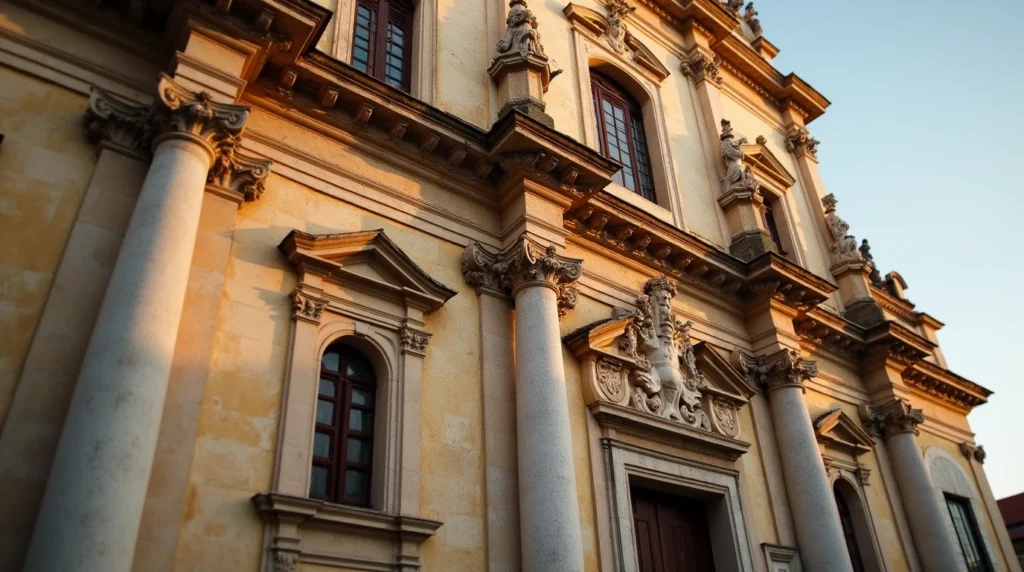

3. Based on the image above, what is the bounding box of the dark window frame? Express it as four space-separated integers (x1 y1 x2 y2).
762 199 787 255
351 0 414 92
590 71 657 203
945 493 994 572
834 484 868 572
310 342 377 507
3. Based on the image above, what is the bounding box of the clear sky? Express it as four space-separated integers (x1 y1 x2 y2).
761 0 1023 498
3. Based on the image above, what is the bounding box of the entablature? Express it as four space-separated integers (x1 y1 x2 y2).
903 360 991 414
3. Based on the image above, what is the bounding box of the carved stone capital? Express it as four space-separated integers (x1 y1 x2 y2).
855 465 872 485
153 74 249 162
207 143 273 202
734 348 818 392
681 52 723 86
461 239 582 317
290 289 326 324
273 550 299 572
861 398 924 439
84 87 153 159
400 328 432 353
785 126 820 160
959 442 986 464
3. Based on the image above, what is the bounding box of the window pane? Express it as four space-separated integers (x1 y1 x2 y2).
321 351 340 372
319 378 336 397
349 409 373 433
343 347 375 381
313 432 332 458
316 399 335 425
310 465 329 496
352 388 372 406
343 470 370 502
352 4 377 75
347 438 371 464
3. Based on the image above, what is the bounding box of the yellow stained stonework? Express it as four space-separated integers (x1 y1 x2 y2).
0 1 1017 572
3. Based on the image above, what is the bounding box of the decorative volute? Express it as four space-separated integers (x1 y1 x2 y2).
461 238 582 317
84 88 152 158
733 348 818 393
860 398 924 439
153 74 248 160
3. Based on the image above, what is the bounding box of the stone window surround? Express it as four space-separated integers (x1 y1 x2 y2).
828 472 887 572
924 447 1003 572
331 0 436 103
570 23 682 227
602 438 756 572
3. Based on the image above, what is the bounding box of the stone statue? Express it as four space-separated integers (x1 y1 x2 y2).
743 3 762 37
822 194 862 265
621 277 710 429
859 239 883 285
720 119 759 193
496 0 546 59
605 0 636 54
725 0 744 13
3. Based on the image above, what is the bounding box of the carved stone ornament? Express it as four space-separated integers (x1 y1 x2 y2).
861 398 924 439
273 551 299 572
618 277 711 429
720 119 760 194
400 328 432 353
724 0 744 13
822 194 863 266
859 239 883 285
604 0 636 54
290 289 326 323
733 348 818 393
959 442 986 464
461 239 582 317
855 466 872 485
743 2 762 38
84 87 153 156
154 74 249 162
785 126 820 159
681 52 723 86
495 0 548 60
206 138 272 201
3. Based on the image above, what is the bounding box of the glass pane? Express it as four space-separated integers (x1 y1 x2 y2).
343 347 375 381
310 465 329 496
313 432 332 458
352 5 376 75
347 438 371 464
319 378 336 397
321 351 340 372
349 409 372 433
316 399 335 425
343 470 370 502
352 388 372 406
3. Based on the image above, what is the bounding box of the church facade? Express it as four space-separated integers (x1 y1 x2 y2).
0 0 1017 571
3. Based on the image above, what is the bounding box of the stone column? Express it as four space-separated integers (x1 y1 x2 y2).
737 349 854 572
863 398 961 571
463 238 585 572
23 75 250 572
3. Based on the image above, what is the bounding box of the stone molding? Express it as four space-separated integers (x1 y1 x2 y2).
290 289 325 324
733 348 818 393
153 74 249 162
958 442 986 464
84 87 152 159
461 238 582 317
860 398 924 439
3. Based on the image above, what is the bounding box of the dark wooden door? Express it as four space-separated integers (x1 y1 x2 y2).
632 488 716 572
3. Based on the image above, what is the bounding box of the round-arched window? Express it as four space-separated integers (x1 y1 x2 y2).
590 70 656 202
310 342 377 506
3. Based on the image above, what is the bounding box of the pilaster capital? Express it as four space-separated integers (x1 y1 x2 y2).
785 126 820 161
290 289 326 324
461 238 582 317
733 348 817 393
400 327 432 354
959 442 986 464
681 51 723 86
84 87 153 159
861 398 924 439
207 142 273 202
153 74 249 162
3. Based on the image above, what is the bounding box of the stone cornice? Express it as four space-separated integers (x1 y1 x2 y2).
903 360 991 413
794 307 865 360
863 321 935 365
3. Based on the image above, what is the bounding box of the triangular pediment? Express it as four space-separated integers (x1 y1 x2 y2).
692 342 756 399
563 3 671 82
741 143 795 192
814 409 875 458
279 229 457 313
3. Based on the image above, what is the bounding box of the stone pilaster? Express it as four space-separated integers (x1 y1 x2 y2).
736 349 854 572
23 75 255 572
462 237 584 572
862 398 962 571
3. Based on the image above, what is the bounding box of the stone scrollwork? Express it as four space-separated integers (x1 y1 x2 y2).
400 328 432 353
861 398 924 439
734 348 818 392
154 74 249 162
822 194 863 266
84 87 153 157
290 289 326 323
720 119 759 194
461 239 582 317
604 0 636 54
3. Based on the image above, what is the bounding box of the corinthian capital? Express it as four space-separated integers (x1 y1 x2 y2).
681 52 723 86
207 140 273 202
84 87 153 158
733 348 817 392
785 126 820 160
153 75 249 159
461 238 582 317
861 398 924 439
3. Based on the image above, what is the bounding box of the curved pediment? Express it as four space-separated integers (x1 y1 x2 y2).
564 3 671 82
279 229 457 313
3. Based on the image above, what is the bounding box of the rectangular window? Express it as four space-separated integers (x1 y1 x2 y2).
945 494 993 572
351 0 413 92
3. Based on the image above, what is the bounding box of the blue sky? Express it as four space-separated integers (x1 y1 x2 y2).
762 0 1023 498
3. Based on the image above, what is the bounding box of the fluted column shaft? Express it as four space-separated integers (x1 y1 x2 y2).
739 349 853 572
24 77 251 572
867 399 961 571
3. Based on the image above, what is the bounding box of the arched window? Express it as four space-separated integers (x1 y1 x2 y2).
834 483 868 572
351 0 414 91
590 71 656 202
310 341 377 506
762 200 787 255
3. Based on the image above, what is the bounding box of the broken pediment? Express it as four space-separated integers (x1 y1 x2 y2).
563 3 671 82
278 229 457 313
742 141 795 192
563 276 752 460
814 408 874 458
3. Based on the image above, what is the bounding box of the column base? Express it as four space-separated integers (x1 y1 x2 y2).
729 230 777 261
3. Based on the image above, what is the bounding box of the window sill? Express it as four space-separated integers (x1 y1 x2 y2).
253 492 442 541
604 182 674 226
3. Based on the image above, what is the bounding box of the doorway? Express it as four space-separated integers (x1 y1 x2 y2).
632 486 717 572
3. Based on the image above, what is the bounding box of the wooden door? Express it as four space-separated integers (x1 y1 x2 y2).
632 488 716 572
